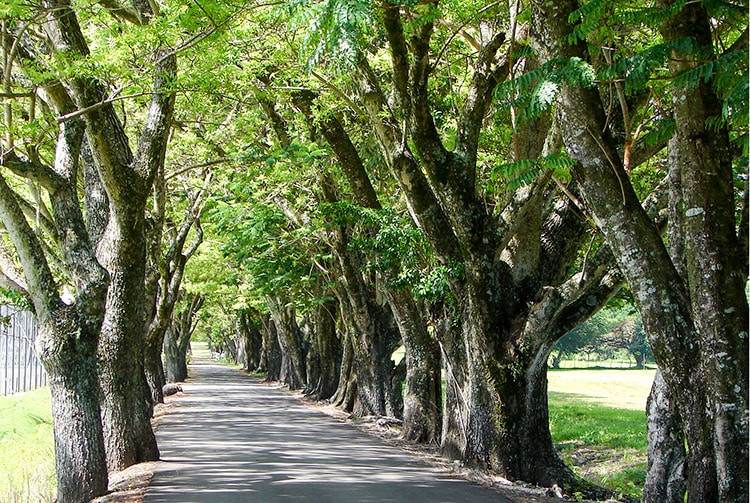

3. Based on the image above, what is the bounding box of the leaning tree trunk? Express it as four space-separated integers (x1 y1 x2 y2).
0 131 110 501
291 91 441 438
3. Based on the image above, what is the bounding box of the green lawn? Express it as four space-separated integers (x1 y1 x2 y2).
0 388 56 502
548 368 656 499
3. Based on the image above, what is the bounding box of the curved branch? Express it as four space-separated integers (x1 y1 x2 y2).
0 174 60 318
455 32 507 169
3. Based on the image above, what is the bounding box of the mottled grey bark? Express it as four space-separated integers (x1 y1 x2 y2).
40 0 178 472
643 370 685 503
0 73 109 501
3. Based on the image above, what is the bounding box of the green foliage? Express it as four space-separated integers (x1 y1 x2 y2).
495 57 596 124
492 152 575 190
283 0 375 71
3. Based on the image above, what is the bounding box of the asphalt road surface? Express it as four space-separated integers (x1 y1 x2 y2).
144 354 517 503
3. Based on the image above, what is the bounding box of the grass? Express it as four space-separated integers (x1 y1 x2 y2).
548 368 656 499
0 387 55 502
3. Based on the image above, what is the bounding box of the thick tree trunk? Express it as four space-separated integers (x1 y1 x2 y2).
259 312 282 381
268 299 306 389
37 313 108 503
643 369 686 503
529 2 749 501
331 325 357 412
305 298 341 400
388 289 441 442
245 328 262 372
163 326 189 383
97 216 160 470
339 282 402 418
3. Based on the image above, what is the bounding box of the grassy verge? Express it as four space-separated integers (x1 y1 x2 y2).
0 387 55 502
548 368 655 499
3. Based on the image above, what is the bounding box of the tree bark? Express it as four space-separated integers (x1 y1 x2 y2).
258 312 282 381
237 309 262 372
643 369 686 503
164 293 203 383
40 0 178 471
292 89 441 440
305 297 342 400
268 298 306 390
0 38 110 497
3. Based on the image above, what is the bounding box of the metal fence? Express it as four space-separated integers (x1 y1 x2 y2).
0 305 46 396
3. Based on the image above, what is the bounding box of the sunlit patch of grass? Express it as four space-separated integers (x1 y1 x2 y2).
0 388 55 502
548 369 653 500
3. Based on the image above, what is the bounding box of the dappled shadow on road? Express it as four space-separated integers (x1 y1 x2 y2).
145 359 511 503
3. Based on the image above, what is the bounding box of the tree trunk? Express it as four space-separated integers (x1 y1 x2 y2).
163 325 189 383
98 300 160 471
268 299 306 389
164 293 203 383
643 369 686 503
38 312 109 503
529 1 749 500
236 309 262 371
331 322 358 412
388 289 441 442
305 298 342 400
144 336 166 404
291 91 441 436
259 312 282 381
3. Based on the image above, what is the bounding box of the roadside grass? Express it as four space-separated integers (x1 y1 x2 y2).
0 387 55 502
548 368 656 500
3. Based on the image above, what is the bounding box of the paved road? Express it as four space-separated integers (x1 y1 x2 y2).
144 355 515 503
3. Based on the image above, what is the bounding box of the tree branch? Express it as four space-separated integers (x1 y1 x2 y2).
0 174 60 317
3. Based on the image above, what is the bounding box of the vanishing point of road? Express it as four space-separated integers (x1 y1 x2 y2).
144 352 539 503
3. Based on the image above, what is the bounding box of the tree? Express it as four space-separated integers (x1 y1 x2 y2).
0 0 179 495
528 1 748 500
273 0 677 493
143 169 207 403
164 292 204 383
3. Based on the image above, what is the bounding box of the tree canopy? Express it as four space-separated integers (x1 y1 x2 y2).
0 0 746 501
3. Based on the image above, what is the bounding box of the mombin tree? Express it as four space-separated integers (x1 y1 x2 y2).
529 0 748 501
0 0 180 498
